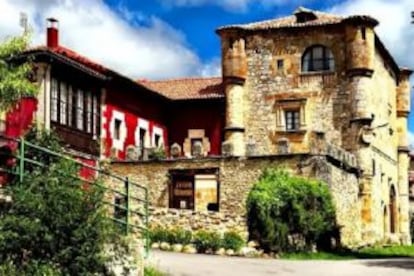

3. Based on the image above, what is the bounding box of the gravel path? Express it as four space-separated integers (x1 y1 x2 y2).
149 250 414 276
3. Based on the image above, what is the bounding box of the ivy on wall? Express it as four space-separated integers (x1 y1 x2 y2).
0 34 38 111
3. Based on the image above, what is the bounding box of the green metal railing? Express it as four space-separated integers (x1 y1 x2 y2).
0 134 150 257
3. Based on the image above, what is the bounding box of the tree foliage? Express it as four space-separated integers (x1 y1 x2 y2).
246 169 337 253
0 34 38 111
0 131 129 275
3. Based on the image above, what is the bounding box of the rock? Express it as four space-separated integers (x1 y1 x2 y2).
183 244 197 254
225 249 235 256
240 247 259 258
215 248 226 256
151 242 160 249
247 241 259 248
172 244 183 252
160 242 171 251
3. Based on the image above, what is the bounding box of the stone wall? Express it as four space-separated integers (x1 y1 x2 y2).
109 154 362 247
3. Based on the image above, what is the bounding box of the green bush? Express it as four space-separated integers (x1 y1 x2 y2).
246 168 336 253
144 266 166 276
149 226 173 244
149 227 192 245
0 130 129 275
222 231 245 252
193 230 222 253
170 227 192 245
410 213 414 243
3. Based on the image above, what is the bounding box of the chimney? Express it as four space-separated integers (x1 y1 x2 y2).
46 18 59 48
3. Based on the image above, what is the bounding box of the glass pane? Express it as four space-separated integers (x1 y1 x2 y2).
313 60 324 71
77 89 84 130
329 58 335 70
51 79 58 122
86 92 92 133
60 83 67 125
68 86 73 127
313 47 323 59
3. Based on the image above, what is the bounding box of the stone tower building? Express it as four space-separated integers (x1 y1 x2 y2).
217 7 411 244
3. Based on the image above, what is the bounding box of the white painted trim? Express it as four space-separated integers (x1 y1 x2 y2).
109 110 127 151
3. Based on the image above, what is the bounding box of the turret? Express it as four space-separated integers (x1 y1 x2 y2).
217 30 247 156
344 16 378 122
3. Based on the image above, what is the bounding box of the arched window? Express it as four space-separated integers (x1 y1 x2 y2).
302 45 335 72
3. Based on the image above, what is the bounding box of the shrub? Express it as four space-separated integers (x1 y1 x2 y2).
193 230 222 253
410 213 414 243
0 130 129 275
149 227 192 245
170 227 192 245
222 231 245 252
246 168 336 253
149 226 173 244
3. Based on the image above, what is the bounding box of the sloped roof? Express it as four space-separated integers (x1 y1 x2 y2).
28 45 108 71
217 7 377 33
139 77 224 100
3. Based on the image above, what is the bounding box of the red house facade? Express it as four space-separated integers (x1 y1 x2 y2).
0 18 224 164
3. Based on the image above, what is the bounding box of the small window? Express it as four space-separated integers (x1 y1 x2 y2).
50 79 58 122
139 128 146 148
59 82 67 125
277 59 284 70
361 27 366 40
114 119 122 140
76 89 84 130
285 110 300 131
154 134 161 148
302 45 334 72
169 170 219 212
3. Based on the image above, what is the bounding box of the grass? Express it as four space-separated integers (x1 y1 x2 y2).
144 266 166 276
281 245 414 260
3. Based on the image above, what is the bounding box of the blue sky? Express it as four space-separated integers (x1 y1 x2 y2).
0 0 414 143
106 0 342 67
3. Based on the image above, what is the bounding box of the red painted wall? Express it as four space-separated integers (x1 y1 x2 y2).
168 100 224 156
5 97 38 149
102 90 168 160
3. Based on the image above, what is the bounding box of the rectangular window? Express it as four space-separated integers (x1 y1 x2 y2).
285 110 300 131
154 134 161 148
59 82 67 125
169 169 219 212
86 92 92 133
139 128 146 148
277 59 284 70
114 119 121 140
50 79 58 122
76 89 84 130
67 85 73 127
92 94 99 137
361 27 366 40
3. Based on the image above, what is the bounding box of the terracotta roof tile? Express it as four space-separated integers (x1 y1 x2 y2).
217 8 344 32
28 45 108 74
139 77 224 100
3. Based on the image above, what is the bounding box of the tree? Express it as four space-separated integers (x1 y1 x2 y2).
0 34 38 111
246 169 337 253
0 130 131 275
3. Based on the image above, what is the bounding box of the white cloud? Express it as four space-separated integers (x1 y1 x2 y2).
0 0 219 79
159 0 300 12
